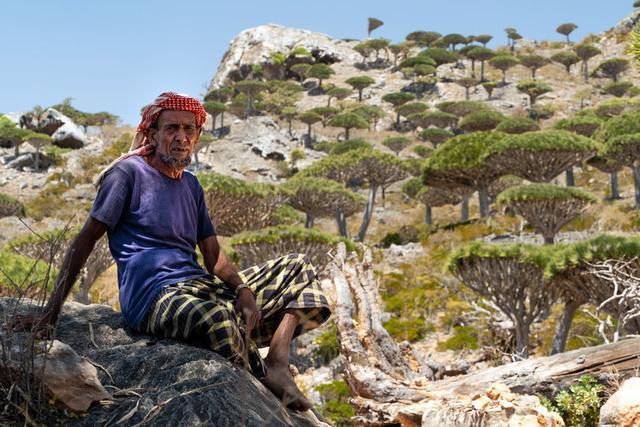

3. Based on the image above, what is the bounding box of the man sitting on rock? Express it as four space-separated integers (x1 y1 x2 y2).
13 92 331 411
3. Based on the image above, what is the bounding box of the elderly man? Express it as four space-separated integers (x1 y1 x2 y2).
14 92 330 411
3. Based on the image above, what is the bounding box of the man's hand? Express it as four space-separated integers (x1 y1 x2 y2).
234 288 261 337
8 310 56 339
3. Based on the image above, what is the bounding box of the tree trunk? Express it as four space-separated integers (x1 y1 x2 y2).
345 127 351 140
565 168 575 187
287 119 292 136
428 338 640 396
543 234 555 245
478 187 490 218
14 144 20 157
211 115 217 133
358 89 363 102
502 70 507 85
425 206 432 225
480 61 485 81
465 87 470 100
306 124 312 148
531 69 536 79
34 149 40 171
460 196 469 222
583 60 589 82
633 163 640 209
611 172 620 199
471 59 476 78
335 208 348 237
356 185 378 242
329 243 432 402
246 95 253 118
550 300 581 355
305 213 314 229
220 112 225 128
514 323 530 359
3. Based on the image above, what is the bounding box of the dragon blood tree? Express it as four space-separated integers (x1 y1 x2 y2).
423 131 508 218
301 148 409 241
545 235 640 342
198 172 287 236
485 129 598 183
281 176 364 231
229 225 355 276
447 242 558 358
496 184 597 244
602 133 640 208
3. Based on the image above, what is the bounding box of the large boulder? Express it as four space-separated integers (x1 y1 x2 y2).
209 24 360 88
50 109 87 149
0 298 325 426
600 377 640 427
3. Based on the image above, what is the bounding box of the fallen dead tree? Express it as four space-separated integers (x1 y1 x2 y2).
330 243 640 426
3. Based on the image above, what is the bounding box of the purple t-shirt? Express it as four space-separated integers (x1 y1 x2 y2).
90 156 216 328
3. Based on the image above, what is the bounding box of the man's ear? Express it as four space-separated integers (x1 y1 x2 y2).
146 127 157 143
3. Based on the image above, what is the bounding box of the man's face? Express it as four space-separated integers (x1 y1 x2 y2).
150 110 201 169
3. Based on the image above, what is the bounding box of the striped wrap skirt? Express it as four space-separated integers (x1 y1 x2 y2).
139 253 331 378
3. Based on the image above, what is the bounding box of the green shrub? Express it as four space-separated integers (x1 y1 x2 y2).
542 375 604 427
0 250 58 295
0 193 25 217
314 323 339 363
383 317 434 342
380 225 420 248
459 110 505 132
437 326 479 351
315 380 354 426
496 116 539 134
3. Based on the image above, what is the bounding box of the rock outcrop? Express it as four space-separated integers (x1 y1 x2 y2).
0 298 324 426
398 383 564 427
209 24 360 88
600 377 640 427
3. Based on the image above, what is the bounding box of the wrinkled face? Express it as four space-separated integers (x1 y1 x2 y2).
149 110 201 169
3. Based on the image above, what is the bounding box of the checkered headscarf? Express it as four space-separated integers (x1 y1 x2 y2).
94 92 207 188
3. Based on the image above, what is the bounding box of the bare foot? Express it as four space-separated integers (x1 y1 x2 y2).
261 358 313 411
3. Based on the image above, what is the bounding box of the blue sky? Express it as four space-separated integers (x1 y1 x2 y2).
0 1 633 126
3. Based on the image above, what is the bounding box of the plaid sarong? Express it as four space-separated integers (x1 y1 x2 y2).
139 253 331 378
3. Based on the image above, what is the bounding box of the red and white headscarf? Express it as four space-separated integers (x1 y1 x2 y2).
94 92 207 188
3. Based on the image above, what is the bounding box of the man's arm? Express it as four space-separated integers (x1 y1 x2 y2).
198 235 244 289
12 216 107 336
198 235 262 332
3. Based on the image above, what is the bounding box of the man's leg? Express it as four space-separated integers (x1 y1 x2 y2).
237 253 332 411
260 309 312 411
140 280 267 378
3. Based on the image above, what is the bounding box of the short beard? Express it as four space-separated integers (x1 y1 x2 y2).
159 154 191 169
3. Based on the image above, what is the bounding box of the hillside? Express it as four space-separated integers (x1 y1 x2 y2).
3 6 640 426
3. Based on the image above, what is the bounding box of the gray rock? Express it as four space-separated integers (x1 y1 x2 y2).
600 377 640 427
51 112 87 149
6 152 54 170
0 299 323 426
